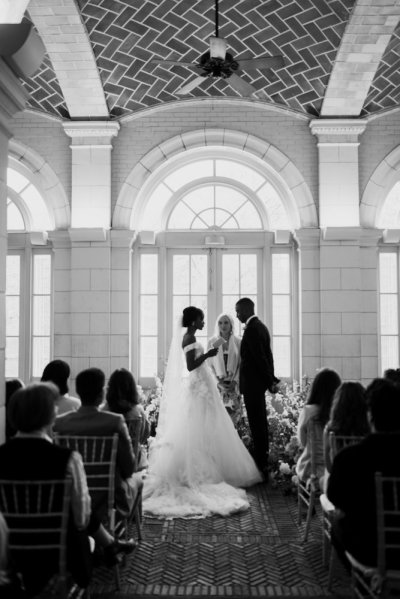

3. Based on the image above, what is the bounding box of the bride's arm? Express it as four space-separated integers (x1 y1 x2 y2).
184 343 218 372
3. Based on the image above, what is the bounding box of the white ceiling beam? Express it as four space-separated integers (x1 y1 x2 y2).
27 0 108 118
321 0 400 117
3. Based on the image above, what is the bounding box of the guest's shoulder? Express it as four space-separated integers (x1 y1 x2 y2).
96 409 125 425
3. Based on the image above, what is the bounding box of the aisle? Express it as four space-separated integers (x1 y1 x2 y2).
90 482 351 598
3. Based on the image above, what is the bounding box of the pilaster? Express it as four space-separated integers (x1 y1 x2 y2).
310 119 367 228
63 122 120 232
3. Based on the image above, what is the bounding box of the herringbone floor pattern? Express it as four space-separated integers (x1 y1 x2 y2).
90 483 352 598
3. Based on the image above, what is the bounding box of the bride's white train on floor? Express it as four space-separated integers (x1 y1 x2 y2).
143 342 262 519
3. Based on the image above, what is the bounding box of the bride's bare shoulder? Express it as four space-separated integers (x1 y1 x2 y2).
182 332 196 349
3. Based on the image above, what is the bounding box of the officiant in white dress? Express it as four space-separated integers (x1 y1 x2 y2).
208 313 242 427
143 306 262 520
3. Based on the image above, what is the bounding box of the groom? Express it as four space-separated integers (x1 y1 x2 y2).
235 297 280 478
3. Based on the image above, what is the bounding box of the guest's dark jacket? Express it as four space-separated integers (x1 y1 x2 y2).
327 432 400 567
0 437 91 593
54 405 136 518
239 316 278 394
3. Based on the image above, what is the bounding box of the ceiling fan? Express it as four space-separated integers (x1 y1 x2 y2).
151 0 285 97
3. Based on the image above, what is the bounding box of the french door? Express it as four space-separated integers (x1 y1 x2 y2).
168 248 262 347
135 241 294 385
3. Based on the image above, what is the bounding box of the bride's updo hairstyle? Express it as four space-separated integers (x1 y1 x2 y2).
182 306 203 327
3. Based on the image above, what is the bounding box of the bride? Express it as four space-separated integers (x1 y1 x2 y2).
143 306 262 519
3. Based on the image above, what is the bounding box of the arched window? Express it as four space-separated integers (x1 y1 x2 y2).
138 156 291 232
131 153 297 386
6 163 53 381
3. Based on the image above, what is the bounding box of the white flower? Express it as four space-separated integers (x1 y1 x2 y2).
279 462 291 475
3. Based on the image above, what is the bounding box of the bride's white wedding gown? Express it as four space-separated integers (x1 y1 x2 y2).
143 341 262 519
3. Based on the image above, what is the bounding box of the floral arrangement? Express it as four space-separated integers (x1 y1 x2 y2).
266 379 310 495
139 376 163 437
140 375 310 496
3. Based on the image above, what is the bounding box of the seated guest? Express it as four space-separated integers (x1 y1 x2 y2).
0 382 92 594
327 378 400 568
54 367 143 521
296 368 341 488
41 360 81 415
323 381 369 475
5 379 24 440
105 368 150 471
0 382 135 595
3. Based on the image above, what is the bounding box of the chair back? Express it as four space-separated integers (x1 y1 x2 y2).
328 432 363 459
0 478 72 595
126 417 143 471
54 434 118 526
375 472 400 575
308 418 324 478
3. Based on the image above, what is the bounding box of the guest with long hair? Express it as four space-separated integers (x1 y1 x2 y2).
296 368 341 487
105 368 150 470
323 381 369 475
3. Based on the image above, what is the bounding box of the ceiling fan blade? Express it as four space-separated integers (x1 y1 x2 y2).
228 73 257 97
175 75 206 95
151 59 197 68
209 36 226 59
238 56 285 71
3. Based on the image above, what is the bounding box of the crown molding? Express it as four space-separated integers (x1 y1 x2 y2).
63 121 120 143
310 119 367 143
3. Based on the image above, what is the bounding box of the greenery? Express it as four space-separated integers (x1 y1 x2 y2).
140 376 310 496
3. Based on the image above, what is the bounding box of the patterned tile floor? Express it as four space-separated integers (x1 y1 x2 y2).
90 483 352 598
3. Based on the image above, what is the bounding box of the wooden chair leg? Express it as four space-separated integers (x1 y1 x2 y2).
114 563 121 590
327 547 336 591
322 525 330 567
297 491 304 525
303 492 314 542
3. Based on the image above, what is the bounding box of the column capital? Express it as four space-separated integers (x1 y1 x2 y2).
321 226 383 246
309 118 367 144
294 227 320 248
62 121 120 146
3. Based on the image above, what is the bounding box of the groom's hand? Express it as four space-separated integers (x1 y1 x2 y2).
269 382 280 394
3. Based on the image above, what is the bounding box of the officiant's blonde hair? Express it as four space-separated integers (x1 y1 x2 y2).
214 313 236 337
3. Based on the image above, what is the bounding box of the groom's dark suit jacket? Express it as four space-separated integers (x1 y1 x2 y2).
239 316 278 395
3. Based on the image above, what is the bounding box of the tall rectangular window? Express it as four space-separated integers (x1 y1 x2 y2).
172 253 208 345
272 252 291 378
6 254 21 378
379 252 399 374
222 253 257 315
32 254 52 377
140 254 158 377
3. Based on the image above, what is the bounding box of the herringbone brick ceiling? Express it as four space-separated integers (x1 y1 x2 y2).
22 0 400 120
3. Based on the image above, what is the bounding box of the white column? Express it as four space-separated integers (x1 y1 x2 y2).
310 120 367 228
63 122 119 234
0 60 28 443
